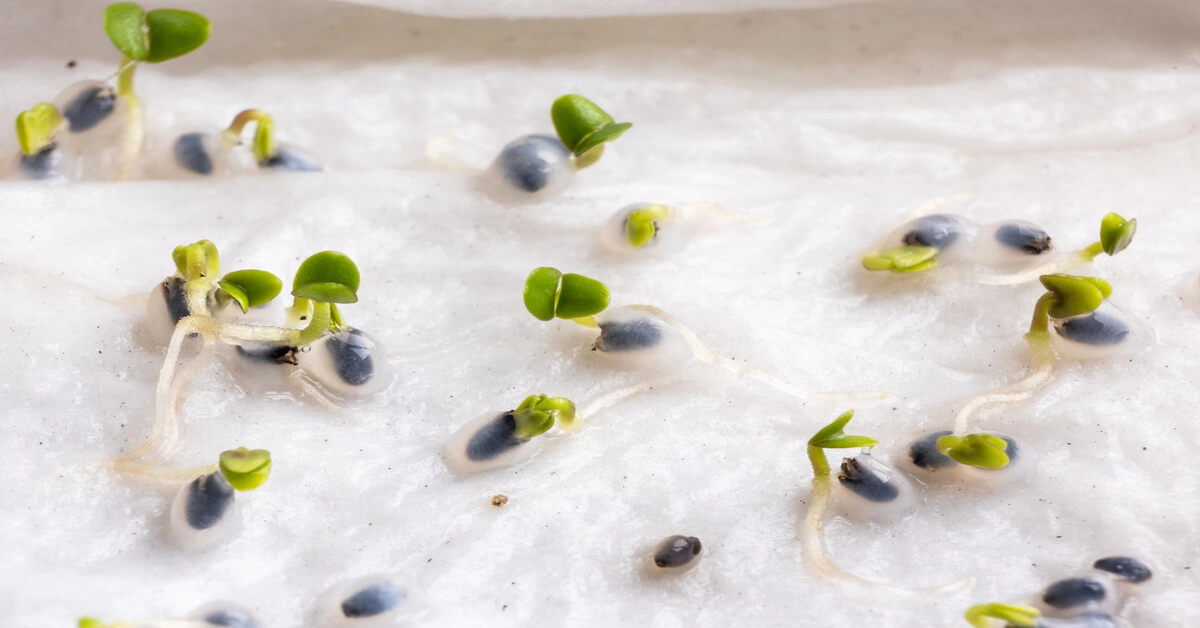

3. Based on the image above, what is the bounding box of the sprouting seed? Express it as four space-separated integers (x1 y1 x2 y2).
834 452 916 522
169 471 243 549
1041 577 1109 610
489 134 574 195
1053 311 1130 348
651 535 703 574
444 395 575 475
902 214 968 249
1092 556 1152 584
293 328 388 399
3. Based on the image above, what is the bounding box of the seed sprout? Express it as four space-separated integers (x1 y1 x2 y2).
905 274 1129 484
116 241 385 473
964 556 1151 627
599 201 767 257
426 94 631 203
8 3 210 181
802 411 972 600
170 109 321 178
861 210 1137 286
522 266 887 405
650 535 704 575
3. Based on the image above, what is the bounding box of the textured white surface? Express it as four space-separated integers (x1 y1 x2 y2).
2 0 1200 626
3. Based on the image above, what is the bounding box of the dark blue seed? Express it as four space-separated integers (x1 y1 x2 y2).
164 277 192 324
995 223 1052 255
236 344 298 365
341 581 406 618
174 132 214 175
466 413 525 462
595 319 663 352
909 430 956 470
1042 577 1106 609
1056 312 1129 346
62 86 115 133
837 458 900 502
19 145 62 180
326 330 374 386
204 609 258 628
497 135 569 193
902 215 962 249
260 144 322 172
654 535 702 568
1093 556 1152 584
185 472 235 530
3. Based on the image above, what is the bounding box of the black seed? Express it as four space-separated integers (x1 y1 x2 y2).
466 413 525 462
185 472 235 530
995 223 1052 255
19 145 62 180
901 214 962 249
1056 312 1129 346
497 135 568 193
595 319 663 352
837 457 900 502
236 344 298 365
174 132 214 175
909 430 956 470
1093 556 1152 584
260 144 322 172
164 277 192 324
203 609 258 628
654 535 703 568
326 329 374 386
341 581 405 618
62 85 116 133
1042 577 1106 609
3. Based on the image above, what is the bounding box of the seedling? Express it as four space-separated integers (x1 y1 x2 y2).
963 556 1151 627
426 94 632 202
861 208 1136 286
173 108 322 177
117 241 384 471
10 3 210 181
801 411 971 600
522 266 886 405
444 394 578 474
905 274 1127 482
600 201 766 256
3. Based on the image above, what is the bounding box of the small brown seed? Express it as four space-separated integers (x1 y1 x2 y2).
491 494 509 507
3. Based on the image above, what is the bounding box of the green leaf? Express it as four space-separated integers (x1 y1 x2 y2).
292 251 360 304
15 103 63 155
1100 213 1137 256
624 205 671 248
218 269 282 313
171 239 219 279
808 410 878 449
550 94 632 158
964 603 1040 628
1039 274 1109 319
513 394 577 439
218 447 272 491
523 267 562 321
936 433 1010 470
103 3 148 61
555 273 610 320
860 246 939 273
144 8 210 63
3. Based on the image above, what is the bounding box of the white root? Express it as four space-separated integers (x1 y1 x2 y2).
106 460 217 484
802 477 974 601
571 374 684 431
959 250 1092 286
673 201 768 224
951 347 1055 436
425 134 487 174
627 304 891 406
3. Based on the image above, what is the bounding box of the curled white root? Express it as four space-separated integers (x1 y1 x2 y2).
571 374 685 431
628 304 891 406
802 477 974 601
951 345 1055 435
106 459 217 484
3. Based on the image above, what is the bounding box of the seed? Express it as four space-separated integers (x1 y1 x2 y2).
907 430 956 470
493 134 571 193
174 132 214 175
595 319 663 352
1092 556 1152 584
652 535 703 573
18 145 63 180
491 494 508 507
1055 312 1129 347
260 143 322 172
62 85 116 133
901 214 964 249
1041 577 1107 609
994 223 1052 255
184 472 236 530
837 456 901 503
341 581 406 618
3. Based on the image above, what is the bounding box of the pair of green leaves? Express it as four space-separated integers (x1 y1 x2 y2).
1099 212 1136 256
860 245 939 273
523 267 610 322
964 602 1040 628
624 205 672 249
104 3 210 64
550 94 632 161
222 250 360 312
808 410 878 450
1039 274 1111 320
15 103 63 155
218 447 272 491
512 394 577 440
936 433 1010 470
